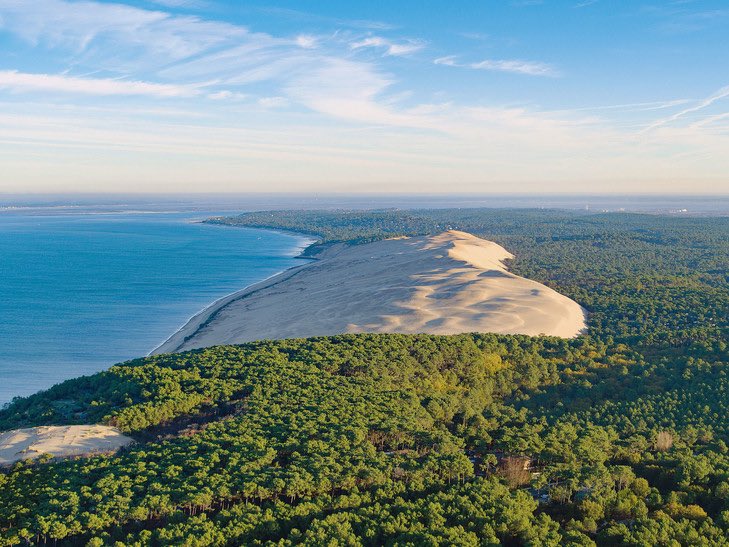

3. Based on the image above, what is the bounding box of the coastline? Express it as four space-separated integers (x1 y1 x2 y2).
201 220 325 255
150 262 313 355
150 230 318 355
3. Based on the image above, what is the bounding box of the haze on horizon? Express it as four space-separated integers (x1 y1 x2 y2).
0 0 728 194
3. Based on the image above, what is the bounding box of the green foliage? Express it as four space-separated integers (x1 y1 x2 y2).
0 334 575 545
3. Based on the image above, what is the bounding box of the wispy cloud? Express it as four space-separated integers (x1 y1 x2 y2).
689 112 729 129
207 90 247 101
644 84 729 131
284 58 406 125
252 6 394 31
146 0 207 8
258 96 289 108
351 36 424 56
0 0 419 115
640 4 729 34
0 70 203 97
295 34 318 49
0 0 247 72
435 56 558 77
458 32 490 41
548 99 691 114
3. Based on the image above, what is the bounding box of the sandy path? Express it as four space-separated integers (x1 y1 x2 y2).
154 230 586 353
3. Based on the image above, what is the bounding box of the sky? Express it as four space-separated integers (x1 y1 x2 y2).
0 0 728 194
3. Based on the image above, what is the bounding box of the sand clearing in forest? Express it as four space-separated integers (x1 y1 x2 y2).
0 425 133 465
154 230 587 353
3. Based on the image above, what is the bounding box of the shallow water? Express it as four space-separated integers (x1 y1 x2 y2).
0 211 311 405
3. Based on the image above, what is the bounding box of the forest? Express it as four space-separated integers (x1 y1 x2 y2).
1 208 728 546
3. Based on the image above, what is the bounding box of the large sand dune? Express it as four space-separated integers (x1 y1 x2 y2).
0 425 133 465
155 230 586 353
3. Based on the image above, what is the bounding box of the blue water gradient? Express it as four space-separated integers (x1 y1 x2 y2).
0 212 312 405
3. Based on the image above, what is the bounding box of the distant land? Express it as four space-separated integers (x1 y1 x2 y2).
2 193 729 216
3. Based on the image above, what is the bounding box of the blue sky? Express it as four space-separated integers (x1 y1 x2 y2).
0 0 728 193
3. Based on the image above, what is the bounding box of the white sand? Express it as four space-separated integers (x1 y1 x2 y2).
154 230 586 353
0 425 133 465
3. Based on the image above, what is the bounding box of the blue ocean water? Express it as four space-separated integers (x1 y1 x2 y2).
0 211 312 405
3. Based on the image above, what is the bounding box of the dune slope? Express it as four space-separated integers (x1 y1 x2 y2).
0 425 133 465
155 230 586 353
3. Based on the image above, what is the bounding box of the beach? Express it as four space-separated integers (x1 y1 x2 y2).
154 230 587 354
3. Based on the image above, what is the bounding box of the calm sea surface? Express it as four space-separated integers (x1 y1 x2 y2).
0 211 312 405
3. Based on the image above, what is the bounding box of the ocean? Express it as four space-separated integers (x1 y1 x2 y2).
0 210 312 405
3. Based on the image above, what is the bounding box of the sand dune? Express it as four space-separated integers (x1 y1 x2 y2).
0 425 132 465
155 230 586 353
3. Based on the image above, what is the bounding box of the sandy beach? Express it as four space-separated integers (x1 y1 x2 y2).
0 425 133 465
154 230 587 353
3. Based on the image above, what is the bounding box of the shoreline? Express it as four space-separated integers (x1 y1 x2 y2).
200 220 325 254
150 262 313 355
150 229 318 355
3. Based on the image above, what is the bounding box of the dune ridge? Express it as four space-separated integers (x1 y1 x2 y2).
154 230 586 354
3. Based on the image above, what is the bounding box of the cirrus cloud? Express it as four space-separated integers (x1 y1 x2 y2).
351 36 424 57
0 70 204 97
435 55 559 77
